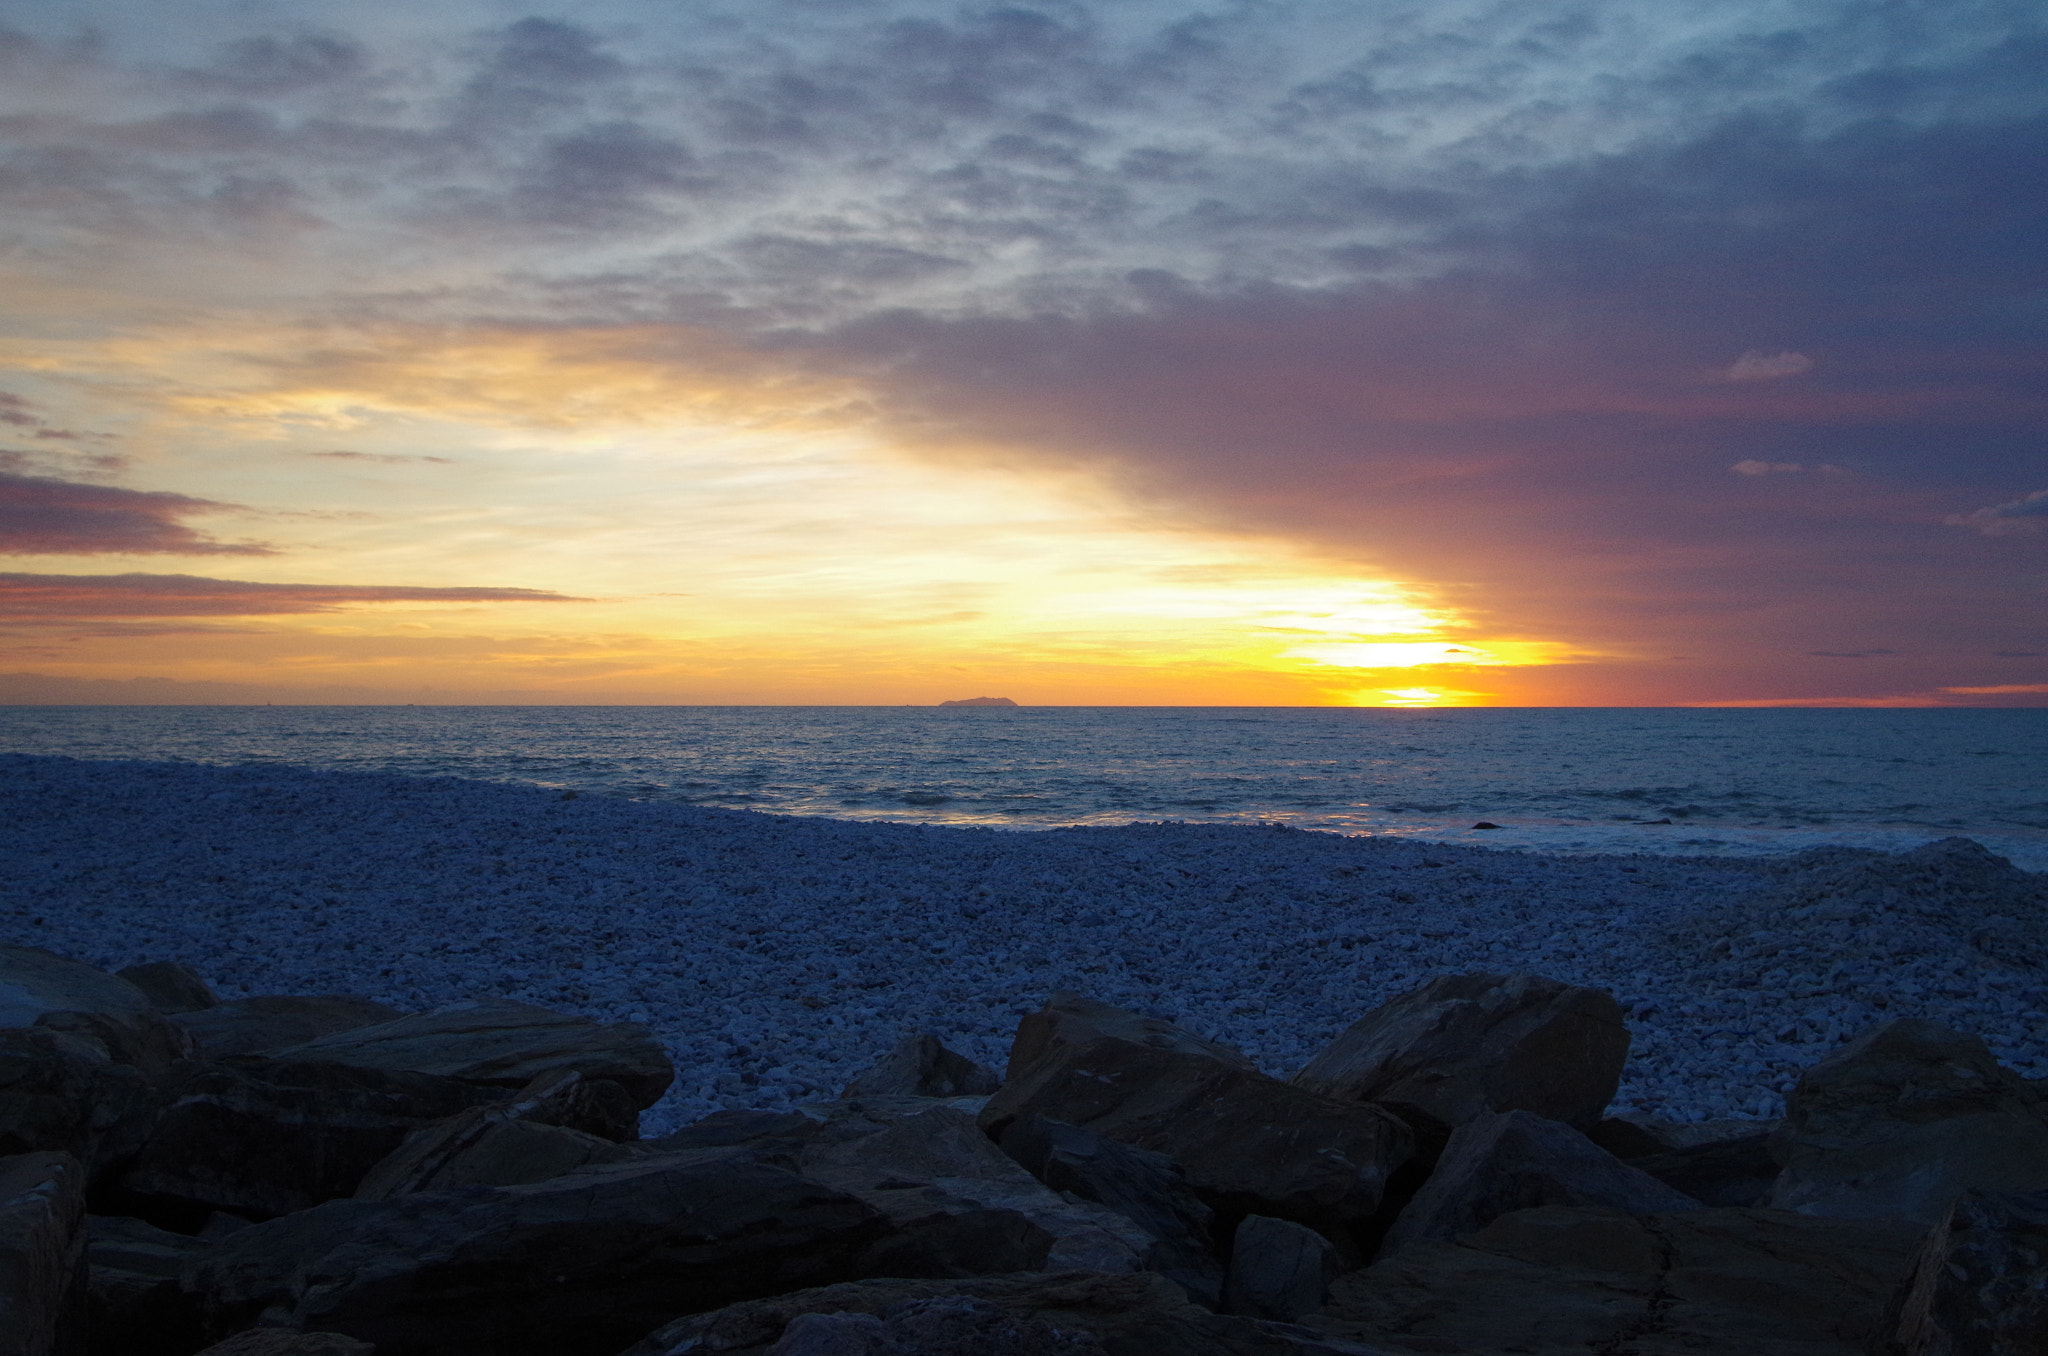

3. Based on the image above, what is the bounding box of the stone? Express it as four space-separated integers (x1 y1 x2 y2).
981 1036 1414 1240
172 996 406 1061
355 1068 646 1200
648 1108 821 1152
843 1034 1002 1099
1225 1215 1339 1323
1584 1116 1669 1159
194 1333 375 1356
1769 1018 2048 1226
1005 993 1257 1080
618 1270 1400 1356
1291 973 1630 1131
0 946 190 1071
798 1105 1152 1278
115 964 218 1016
85 1215 209 1356
1313 1205 1924 1356
1879 1187 2048 1355
1378 1109 1704 1256
0 1027 149 1167
186 1147 889 1356
765 1295 1106 1354
110 1059 508 1222
998 1113 1223 1308
0 1151 87 1356
1631 1130 1780 1207
266 998 674 1108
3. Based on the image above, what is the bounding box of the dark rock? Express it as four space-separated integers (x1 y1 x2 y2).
1291 973 1630 1131
1225 1215 1339 1323
648 1109 821 1152
1769 1019 2048 1226
798 1105 1150 1277
0 946 192 1072
1878 1187 2048 1355
1585 1116 1669 1159
844 1034 1002 1099
1005 993 1256 1081
0 1151 87 1356
1378 1109 1703 1256
185 1147 888 1356
618 1270 1398 1356
171 997 403 1061
0 1028 149 1167
1632 1131 1780 1208
981 1036 1414 1241
1313 1205 1923 1356
354 1068 644 1201
193 1333 374 1355
765 1295 1105 1354
111 1059 508 1222
116 965 218 1017
267 998 674 1109
85 1215 208 1356
998 1113 1223 1308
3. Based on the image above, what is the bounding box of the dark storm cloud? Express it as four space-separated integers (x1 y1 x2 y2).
0 572 586 618
0 472 270 556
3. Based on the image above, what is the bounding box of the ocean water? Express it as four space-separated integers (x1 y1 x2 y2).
2 705 2045 869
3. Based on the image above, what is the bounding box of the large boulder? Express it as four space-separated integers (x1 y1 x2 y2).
1291 974 1629 1131
84 1215 209 1356
0 1028 149 1168
185 1149 888 1356
1879 1187 2048 1355
194 1333 374 1355
171 996 404 1061
618 1270 1399 1356
266 999 674 1108
1630 1130 1781 1207
0 947 188 1071
1768 1019 2048 1226
1005 994 1257 1080
981 1036 1415 1241
797 1104 1151 1278
0 1151 87 1356
1378 1109 1703 1256
1224 1215 1339 1323
842 1034 1002 1099
115 965 217 1017
109 1059 508 1221
998 1113 1224 1308
1313 1205 1923 1356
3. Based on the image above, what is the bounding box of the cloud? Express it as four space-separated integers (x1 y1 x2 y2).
1948 488 2048 535
0 471 272 555
1722 351 1813 382
1942 684 2048 694
307 450 456 465
1731 460 1847 476
0 572 587 619
1808 649 1897 658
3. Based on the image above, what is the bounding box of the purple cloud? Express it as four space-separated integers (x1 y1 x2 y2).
0 572 586 619
0 471 271 555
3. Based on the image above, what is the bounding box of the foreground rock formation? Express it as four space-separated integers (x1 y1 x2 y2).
4 940 2048 1354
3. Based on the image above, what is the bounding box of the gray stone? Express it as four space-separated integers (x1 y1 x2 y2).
998 1113 1223 1308
1880 1187 2048 1355
0 1028 148 1168
0 1151 86 1356
981 1036 1414 1240
844 1034 1002 1099
1005 993 1256 1081
267 998 674 1108
185 1147 888 1356
1378 1109 1704 1256
1769 1019 2048 1226
115 964 218 1016
172 995 405 1061
648 1108 821 1152
1291 973 1630 1131
0 946 190 1071
1632 1131 1780 1207
1225 1215 1339 1323
355 1068 647 1200
193 1332 375 1355
1313 1205 1923 1356
84 1215 209 1355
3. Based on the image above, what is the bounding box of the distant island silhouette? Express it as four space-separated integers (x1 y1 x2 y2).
938 696 1018 707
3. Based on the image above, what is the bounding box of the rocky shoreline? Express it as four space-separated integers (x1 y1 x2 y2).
5 943 2046 1354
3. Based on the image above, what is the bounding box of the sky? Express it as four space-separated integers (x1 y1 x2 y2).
0 0 2042 707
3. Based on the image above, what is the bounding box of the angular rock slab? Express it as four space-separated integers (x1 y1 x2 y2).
268 998 673 1108
1291 973 1629 1131
114 1059 508 1220
1313 1205 1923 1356
1769 1018 2048 1227
1881 1187 2048 1355
1631 1131 1780 1208
0 1027 148 1166
982 1036 1414 1239
185 1148 888 1356
194 1332 374 1356
85 1214 210 1356
999 1113 1223 1309
1226 1215 1339 1323
842 1033 1002 1099
115 964 218 1017
0 946 189 1070
355 1069 646 1200
172 996 404 1061
619 1270 1396 1356
1006 993 1257 1081
0 1151 86 1356
1378 1109 1702 1256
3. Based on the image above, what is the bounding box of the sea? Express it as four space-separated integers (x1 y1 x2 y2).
2 705 2044 871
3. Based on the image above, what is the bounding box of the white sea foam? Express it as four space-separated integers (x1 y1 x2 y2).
3 754 2044 1135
